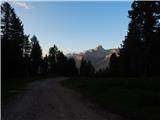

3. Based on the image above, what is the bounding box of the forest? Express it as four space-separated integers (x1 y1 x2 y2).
1 2 160 80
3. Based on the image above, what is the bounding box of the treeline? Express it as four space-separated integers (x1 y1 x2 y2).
47 44 78 76
97 1 160 77
79 59 95 77
1 1 160 80
1 2 78 80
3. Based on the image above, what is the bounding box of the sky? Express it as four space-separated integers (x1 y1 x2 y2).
9 1 132 55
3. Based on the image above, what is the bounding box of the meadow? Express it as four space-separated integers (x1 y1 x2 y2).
60 77 160 120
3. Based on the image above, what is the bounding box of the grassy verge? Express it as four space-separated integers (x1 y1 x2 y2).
60 77 160 120
1 75 54 106
2 78 27 106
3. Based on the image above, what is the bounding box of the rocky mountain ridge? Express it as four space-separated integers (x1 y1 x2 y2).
67 45 119 71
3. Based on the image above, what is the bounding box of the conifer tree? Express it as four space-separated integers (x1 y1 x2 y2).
139 2 160 75
109 53 119 76
30 35 42 75
48 45 58 73
1 2 27 78
42 55 49 74
80 58 94 76
56 50 68 74
119 1 143 76
67 58 78 76
119 1 160 76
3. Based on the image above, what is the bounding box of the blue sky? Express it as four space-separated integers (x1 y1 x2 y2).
10 1 132 55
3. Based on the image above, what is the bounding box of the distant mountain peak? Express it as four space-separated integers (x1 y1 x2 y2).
67 46 119 71
95 45 104 51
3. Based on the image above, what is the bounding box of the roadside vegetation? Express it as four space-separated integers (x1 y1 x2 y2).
60 77 160 120
2 75 53 105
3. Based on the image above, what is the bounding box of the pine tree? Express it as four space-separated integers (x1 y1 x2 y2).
48 45 58 74
1 2 27 78
23 35 31 58
23 35 31 77
120 1 160 76
119 1 143 76
56 50 68 75
80 58 94 76
42 55 49 74
150 23 160 75
1 2 13 79
109 53 119 76
30 35 42 75
80 58 87 76
67 58 78 76
139 2 160 75
87 61 95 76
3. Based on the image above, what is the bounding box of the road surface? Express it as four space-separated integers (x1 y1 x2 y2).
2 77 127 120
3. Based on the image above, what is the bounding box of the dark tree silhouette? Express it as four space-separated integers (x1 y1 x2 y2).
41 55 49 74
87 61 95 76
23 35 31 58
30 35 42 76
66 58 78 76
1 2 13 79
150 25 160 75
80 58 87 76
119 1 160 76
80 58 95 77
139 2 160 75
23 35 31 77
1 2 28 79
109 53 119 76
56 50 68 75
119 1 143 76
48 45 78 76
48 45 58 74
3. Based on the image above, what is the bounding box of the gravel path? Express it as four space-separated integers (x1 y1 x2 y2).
2 77 127 120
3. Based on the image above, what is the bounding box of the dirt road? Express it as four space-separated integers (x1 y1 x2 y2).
2 77 127 120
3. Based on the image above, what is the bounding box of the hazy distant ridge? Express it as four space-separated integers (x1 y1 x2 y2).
67 45 119 71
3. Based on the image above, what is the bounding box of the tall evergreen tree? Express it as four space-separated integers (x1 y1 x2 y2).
80 58 87 76
23 35 31 58
23 35 31 77
67 58 78 76
120 1 160 76
1 2 12 79
48 45 58 74
80 58 94 76
109 53 119 76
56 50 68 75
1 2 27 78
30 35 42 75
150 23 160 75
41 55 49 74
119 1 143 76
87 61 95 76
139 2 160 75
48 45 79 76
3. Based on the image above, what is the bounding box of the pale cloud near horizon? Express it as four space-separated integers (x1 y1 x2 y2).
15 1 34 10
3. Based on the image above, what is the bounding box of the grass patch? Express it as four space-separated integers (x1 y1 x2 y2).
1 75 54 106
60 77 160 120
